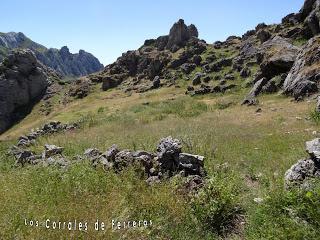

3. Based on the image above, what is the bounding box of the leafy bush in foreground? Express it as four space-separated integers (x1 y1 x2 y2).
191 172 244 236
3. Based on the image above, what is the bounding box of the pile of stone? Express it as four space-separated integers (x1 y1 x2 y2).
16 121 78 148
83 136 206 187
9 135 206 191
285 138 320 189
10 144 69 168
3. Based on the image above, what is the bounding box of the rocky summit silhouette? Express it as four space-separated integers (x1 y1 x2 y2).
0 32 103 77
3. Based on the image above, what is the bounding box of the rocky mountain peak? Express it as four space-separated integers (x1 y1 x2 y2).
0 32 37 49
59 46 71 60
166 19 199 51
59 46 70 54
35 46 103 76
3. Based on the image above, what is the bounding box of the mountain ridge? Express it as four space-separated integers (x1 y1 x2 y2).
0 31 103 77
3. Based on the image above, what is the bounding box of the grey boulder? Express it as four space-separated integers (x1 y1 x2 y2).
156 136 182 171
178 153 205 176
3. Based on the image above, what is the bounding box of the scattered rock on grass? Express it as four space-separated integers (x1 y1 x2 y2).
285 138 320 189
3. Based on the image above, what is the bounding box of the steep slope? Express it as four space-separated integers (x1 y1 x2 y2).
0 32 103 77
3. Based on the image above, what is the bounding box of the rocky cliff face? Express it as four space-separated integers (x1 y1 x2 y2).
283 36 320 98
0 32 103 77
0 49 51 133
240 0 320 103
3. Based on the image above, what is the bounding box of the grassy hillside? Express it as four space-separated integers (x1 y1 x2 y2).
1 83 320 239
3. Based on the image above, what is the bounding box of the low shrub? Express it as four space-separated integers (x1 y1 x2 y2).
191 172 244 236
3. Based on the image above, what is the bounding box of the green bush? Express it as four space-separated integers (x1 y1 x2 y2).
310 110 320 124
191 173 243 236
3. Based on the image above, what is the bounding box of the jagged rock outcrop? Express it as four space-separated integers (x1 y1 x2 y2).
283 36 320 99
0 32 103 76
68 78 91 99
166 19 199 52
242 78 269 105
90 19 204 93
0 49 50 133
242 36 301 104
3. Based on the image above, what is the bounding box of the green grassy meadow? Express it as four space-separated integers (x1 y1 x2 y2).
1 84 320 239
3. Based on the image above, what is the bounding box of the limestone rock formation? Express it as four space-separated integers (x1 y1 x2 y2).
68 78 91 99
257 36 300 79
0 49 50 133
242 36 301 104
166 19 199 52
242 78 269 105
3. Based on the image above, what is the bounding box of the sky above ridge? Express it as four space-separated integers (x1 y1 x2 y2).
0 0 303 65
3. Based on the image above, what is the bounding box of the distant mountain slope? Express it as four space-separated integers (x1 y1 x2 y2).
0 32 103 77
